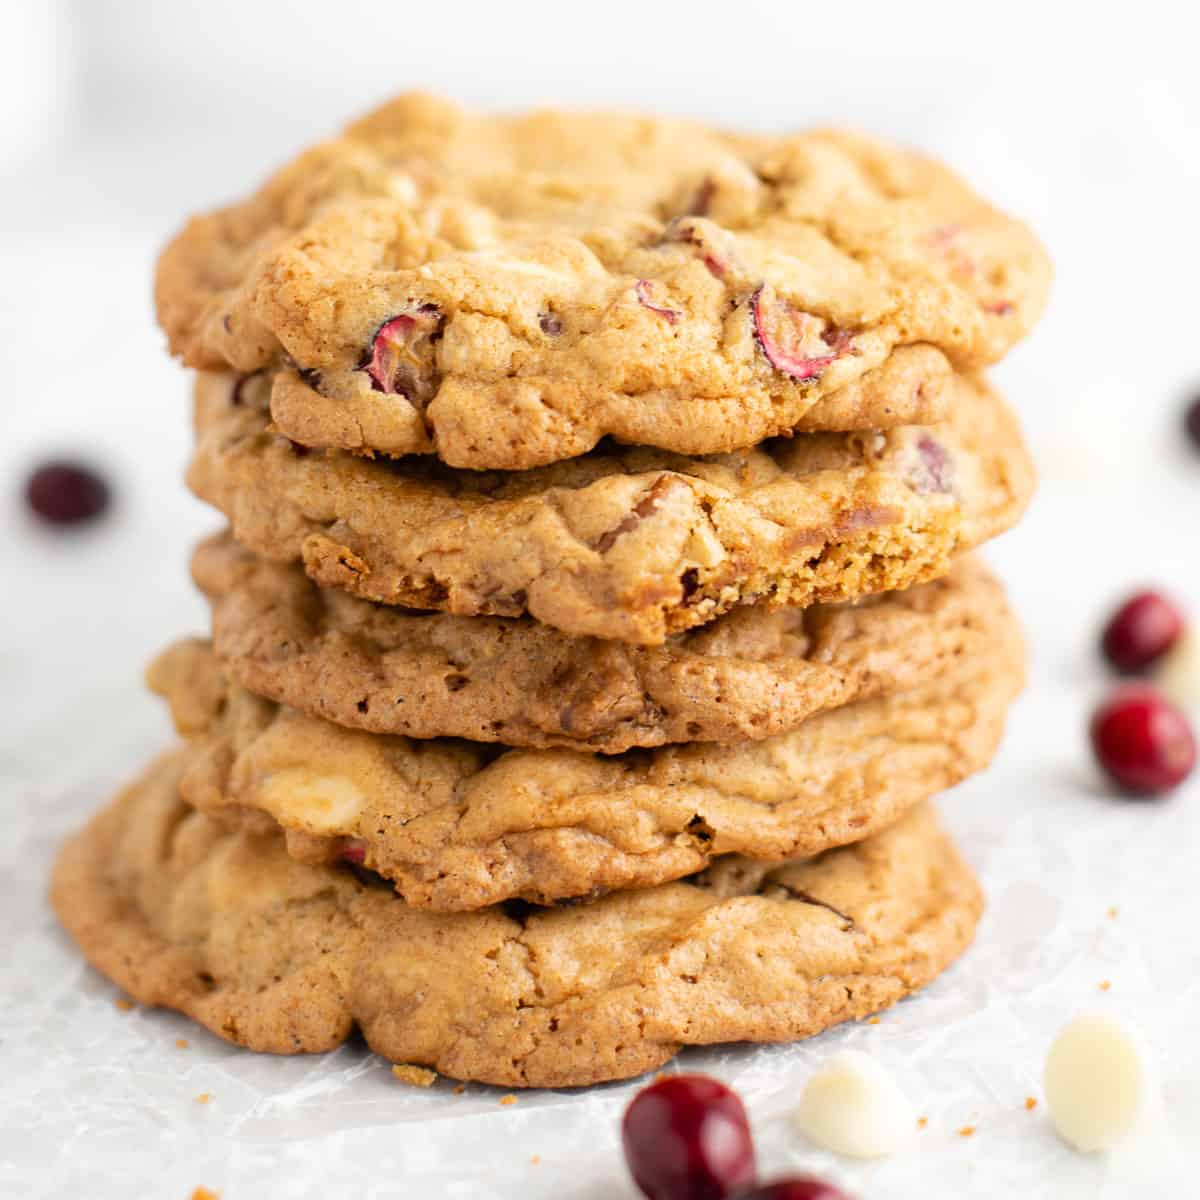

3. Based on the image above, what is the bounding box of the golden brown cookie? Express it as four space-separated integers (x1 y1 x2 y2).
155 93 1049 469
146 612 1022 909
51 751 982 1087
188 369 1034 644
194 532 1012 753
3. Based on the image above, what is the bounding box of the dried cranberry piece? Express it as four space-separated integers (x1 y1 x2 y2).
908 434 954 495
751 286 851 382
1101 591 1185 674
731 1179 848 1200
1089 685 1196 796
339 840 367 864
622 1074 756 1200
636 279 682 324
359 305 443 402
25 460 111 526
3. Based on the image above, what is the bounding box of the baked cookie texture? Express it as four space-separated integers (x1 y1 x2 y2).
146 607 1022 909
194 532 1012 752
50 751 982 1087
189 369 1034 644
155 92 1050 468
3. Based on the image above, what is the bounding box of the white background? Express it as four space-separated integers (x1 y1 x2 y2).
1 2 1198 1196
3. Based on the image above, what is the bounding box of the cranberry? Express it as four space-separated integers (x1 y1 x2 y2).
1184 396 1200 451
1090 686 1196 796
732 1180 848 1200
750 285 852 382
1100 591 1185 674
25 460 111 526
622 1075 756 1200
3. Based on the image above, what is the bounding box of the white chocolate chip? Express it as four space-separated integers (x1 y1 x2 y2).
793 1050 914 1158
1155 630 1200 710
258 768 366 834
1044 1015 1146 1153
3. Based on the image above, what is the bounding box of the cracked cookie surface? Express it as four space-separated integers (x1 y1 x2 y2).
51 751 982 1087
194 532 1011 752
156 92 1049 469
189 370 1033 644
146 612 1021 909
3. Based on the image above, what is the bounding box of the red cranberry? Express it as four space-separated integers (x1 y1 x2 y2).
1184 396 1200 450
1090 686 1196 796
731 1179 849 1200
1100 591 1185 673
25 460 111 526
622 1075 756 1200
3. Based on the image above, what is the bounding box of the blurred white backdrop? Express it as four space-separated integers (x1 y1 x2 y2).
2 3 1199 1197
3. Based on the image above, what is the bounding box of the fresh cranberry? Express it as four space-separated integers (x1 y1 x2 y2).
731 1179 849 1200
1090 686 1196 796
622 1075 756 1200
1185 396 1200 451
1100 591 1185 673
25 460 111 526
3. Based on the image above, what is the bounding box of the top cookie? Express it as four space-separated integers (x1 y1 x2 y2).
156 92 1050 469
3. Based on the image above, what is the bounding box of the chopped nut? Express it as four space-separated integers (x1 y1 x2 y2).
392 1064 437 1088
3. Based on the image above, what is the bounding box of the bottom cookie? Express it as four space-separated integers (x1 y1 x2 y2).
52 752 982 1088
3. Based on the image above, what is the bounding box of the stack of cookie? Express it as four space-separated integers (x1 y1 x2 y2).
53 94 1047 1088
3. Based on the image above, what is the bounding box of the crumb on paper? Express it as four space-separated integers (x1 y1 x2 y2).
1099 980 1112 992
176 1038 189 1049
191 1189 219 1200
1107 906 1119 919
531 1155 541 1165
196 1093 212 1105
391 1064 437 1088
917 1116 928 1129
867 1016 881 1025
452 1083 466 1096
1025 1096 1038 1111
958 1125 976 1138
499 1094 518 1106
114 997 134 1011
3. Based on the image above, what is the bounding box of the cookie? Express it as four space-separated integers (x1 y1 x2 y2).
51 752 982 1087
155 92 1050 469
189 369 1034 644
146 613 1022 910
194 531 1011 753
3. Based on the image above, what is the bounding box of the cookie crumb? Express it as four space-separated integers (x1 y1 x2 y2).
114 997 134 1011
452 1083 466 1096
391 1064 437 1088
176 1038 189 1049
1025 1096 1038 1111
1107 906 1119 919
917 1116 928 1129
531 1155 541 1165
1099 980 1112 992
499 1094 518 1106
867 1016 881 1025
958 1124 976 1138
191 1189 219 1200
196 1093 212 1105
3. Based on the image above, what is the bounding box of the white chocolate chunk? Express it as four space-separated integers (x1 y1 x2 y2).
793 1050 914 1158
1155 630 1200 710
258 768 366 834
1044 1015 1146 1153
